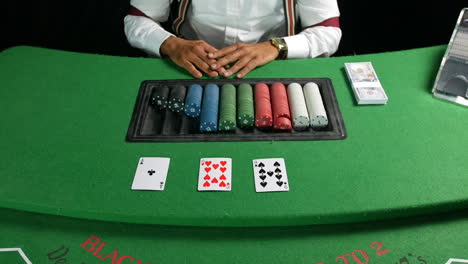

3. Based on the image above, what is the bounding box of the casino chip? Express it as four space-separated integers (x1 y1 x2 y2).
287 83 310 131
273 116 292 130
219 84 237 131
168 85 186 113
184 84 203 117
151 85 169 110
270 82 291 119
303 82 329 129
270 83 292 130
200 84 220 132
237 83 254 128
254 83 273 128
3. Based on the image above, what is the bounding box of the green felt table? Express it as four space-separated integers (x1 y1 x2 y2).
0 46 467 228
0 45 468 263
0 207 467 264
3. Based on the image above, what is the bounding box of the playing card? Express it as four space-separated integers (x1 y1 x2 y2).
198 158 232 191
253 158 289 192
131 157 170 191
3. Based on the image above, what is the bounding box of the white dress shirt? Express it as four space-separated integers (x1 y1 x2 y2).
124 0 341 58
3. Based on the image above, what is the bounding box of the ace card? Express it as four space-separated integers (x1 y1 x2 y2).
252 158 289 192
198 158 232 191
131 157 170 191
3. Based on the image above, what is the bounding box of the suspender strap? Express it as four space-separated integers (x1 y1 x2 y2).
283 0 296 36
171 0 191 35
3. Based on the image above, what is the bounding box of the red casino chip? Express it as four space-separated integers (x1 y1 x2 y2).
254 83 273 128
273 116 292 130
270 83 291 119
255 115 273 128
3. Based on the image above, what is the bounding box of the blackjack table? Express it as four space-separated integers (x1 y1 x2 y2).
0 45 467 264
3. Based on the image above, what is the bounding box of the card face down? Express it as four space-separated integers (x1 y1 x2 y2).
198 158 232 191
131 157 170 191
252 158 289 192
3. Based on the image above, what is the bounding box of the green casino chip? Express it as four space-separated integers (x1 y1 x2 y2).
219 120 236 131
237 83 254 128
219 84 237 130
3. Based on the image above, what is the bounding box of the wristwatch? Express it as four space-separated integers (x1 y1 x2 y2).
270 37 288 60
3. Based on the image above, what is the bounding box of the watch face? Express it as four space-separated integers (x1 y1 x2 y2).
276 38 286 46
271 37 288 59
272 37 286 49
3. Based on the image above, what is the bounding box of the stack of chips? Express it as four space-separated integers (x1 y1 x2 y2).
167 85 186 113
303 82 328 129
148 80 330 133
200 84 220 132
254 83 273 128
270 83 292 130
287 83 310 131
184 84 203 117
150 85 169 110
237 83 254 128
219 84 237 131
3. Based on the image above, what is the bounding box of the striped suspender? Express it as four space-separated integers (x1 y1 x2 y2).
172 0 191 35
283 0 296 36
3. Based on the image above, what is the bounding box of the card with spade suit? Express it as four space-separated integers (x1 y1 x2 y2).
252 158 289 192
198 158 232 191
131 157 170 191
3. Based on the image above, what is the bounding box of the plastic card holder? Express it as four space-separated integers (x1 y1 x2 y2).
432 8 468 106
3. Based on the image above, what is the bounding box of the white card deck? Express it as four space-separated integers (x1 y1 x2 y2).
198 158 232 191
131 157 170 191
252 158 289 192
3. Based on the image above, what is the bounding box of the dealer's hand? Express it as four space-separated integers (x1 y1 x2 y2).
160 37 220 78
208 41 279 78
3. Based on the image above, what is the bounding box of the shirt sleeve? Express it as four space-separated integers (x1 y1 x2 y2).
283 0 342 59
124 0 174 57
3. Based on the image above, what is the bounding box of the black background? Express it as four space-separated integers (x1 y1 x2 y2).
2 1 467 57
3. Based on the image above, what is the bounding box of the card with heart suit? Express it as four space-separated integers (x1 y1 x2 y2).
131 157 170 191
198 158 232 191
252 158 289 192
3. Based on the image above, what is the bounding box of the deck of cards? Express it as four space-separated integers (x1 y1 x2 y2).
131 157 289 193
344 62 388 105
